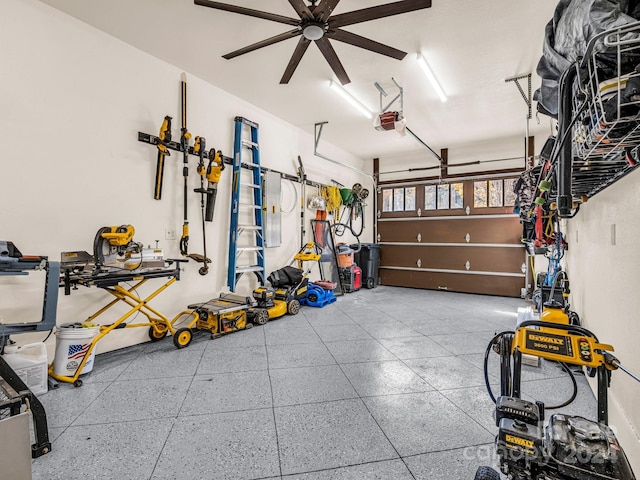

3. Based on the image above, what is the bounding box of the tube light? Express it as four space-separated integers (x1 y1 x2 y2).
329 80 373 119
417 54 447 102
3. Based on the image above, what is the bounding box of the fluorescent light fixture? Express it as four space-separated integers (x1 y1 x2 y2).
329 80 373 119
417 54 447 102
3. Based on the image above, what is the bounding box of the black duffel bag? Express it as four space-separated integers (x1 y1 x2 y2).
268 266 304 287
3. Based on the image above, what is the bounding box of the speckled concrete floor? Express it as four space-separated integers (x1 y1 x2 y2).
30 286 597 479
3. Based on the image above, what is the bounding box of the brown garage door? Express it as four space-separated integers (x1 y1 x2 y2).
377 173 525 297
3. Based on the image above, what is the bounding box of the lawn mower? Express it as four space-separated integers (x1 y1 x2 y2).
475 321 638 480
249 242 321 320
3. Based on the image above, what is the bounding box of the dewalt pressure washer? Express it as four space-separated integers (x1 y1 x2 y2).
476 321 638 480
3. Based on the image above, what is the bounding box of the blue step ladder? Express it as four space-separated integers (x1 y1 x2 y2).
228 116 265 292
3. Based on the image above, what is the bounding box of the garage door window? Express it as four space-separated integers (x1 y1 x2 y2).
489 179 503 207
451 183 464 209
474 181 488 207
424 185 436 210
437 184 449 209
382 187 416 212
504 178 517 206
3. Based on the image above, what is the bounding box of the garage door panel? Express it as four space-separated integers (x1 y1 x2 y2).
378 174 524 297
377 221 422 243
378 217 522 244
380 269 523 297
380 245 524 273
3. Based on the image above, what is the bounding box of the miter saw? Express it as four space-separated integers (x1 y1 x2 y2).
62 225 163 276
92 225 142 267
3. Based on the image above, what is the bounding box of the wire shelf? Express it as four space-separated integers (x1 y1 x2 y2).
566 22 640 199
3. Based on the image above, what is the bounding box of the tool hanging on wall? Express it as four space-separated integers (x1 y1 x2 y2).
154 115 172 200
177 73 207 264
297 156 306 248
193 136 212 275
204 149 224 222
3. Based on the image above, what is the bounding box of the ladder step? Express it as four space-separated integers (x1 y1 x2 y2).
241 161 260 169
237 247 262 251
236 265 264 273
238 225 262 230
242 140 259 149
240 203 262 209
242 183 260 189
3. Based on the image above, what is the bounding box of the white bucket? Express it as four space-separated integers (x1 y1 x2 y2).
2 342 49 396
53 324 101 377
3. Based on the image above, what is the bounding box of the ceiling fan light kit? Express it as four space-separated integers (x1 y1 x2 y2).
194 0 432 84
417 53 447 102
302 23 325 41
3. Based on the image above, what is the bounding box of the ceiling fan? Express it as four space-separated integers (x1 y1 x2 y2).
194 0 432 85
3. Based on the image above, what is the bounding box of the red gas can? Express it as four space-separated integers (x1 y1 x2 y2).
352 265 362 291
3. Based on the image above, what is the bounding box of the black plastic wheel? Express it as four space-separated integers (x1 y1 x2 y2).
173 328 193 349
253 309 269 325
288 299 301 315
474 466 500 480
73 379 83 388
148 326 167 342
366 277 375 289
307 293 318 303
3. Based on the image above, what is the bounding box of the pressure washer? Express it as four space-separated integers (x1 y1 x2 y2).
475 321 638 480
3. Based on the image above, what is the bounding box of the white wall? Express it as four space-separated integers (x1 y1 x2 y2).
0 0 371 356
564 172 640 473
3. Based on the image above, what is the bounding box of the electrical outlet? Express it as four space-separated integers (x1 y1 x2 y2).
165 228 176 241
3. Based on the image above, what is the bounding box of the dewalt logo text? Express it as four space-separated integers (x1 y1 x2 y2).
505 435 534 449
528 334 564 345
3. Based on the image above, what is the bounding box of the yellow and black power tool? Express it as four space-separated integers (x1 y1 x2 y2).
476 321 638 480
180 293 267 348
93 225 142 266
154 115 172 200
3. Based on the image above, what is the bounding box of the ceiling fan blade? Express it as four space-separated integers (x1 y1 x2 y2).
280 37 311 84
223 29 302 60
326 29 406 60
314 0 341 22
287 0 313 20
194 0 300 26
329 0 431 28
315 37 350 85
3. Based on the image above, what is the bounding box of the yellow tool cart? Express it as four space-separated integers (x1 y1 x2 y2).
50 226 195 387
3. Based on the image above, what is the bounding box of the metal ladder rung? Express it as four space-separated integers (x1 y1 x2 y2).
241 161 260 169
238 225 262 230
237 247 262 251
240 203 261 209
242 140 259 149
235 265 264 273
242 183 260 189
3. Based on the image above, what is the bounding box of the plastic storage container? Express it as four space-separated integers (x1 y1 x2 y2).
53 324 101 377
336 244 354 268
351 243 381 289
2 342 48 395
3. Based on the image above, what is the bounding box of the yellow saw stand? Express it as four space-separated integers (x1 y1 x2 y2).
51 261 195 387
